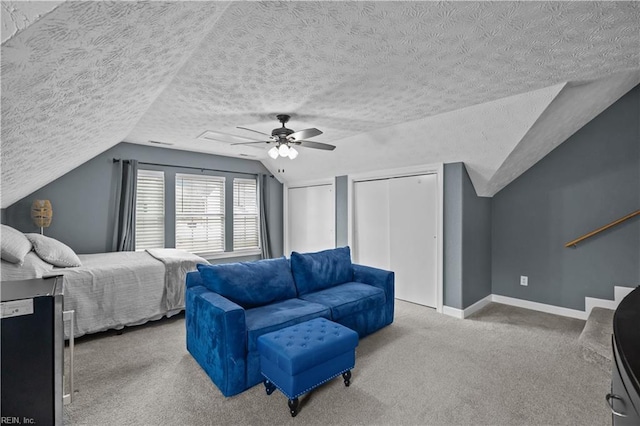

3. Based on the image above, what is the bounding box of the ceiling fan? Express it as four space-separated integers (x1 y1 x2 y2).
233 114 335 159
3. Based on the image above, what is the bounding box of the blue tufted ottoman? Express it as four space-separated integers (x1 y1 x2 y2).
257 317 359 417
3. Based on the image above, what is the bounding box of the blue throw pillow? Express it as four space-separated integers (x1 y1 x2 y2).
197 257 297 309
290 246 354 296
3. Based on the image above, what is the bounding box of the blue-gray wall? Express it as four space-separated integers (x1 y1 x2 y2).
3 142 284 258
444 162 492 310
492 85 640 310
335 175 349 247
462 166 493 308
444 164 464 308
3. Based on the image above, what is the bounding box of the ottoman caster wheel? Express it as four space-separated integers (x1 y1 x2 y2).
288 398 299 417
342 370 352 387
264 380 276 396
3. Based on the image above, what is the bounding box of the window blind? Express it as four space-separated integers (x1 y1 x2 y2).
233 178 260 250
135 169 165 250
176 173 225 255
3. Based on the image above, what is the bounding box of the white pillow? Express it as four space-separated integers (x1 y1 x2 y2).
1 251 54 281
25 233 82 267
1 224 33 264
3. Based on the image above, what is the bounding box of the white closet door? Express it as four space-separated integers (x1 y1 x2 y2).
353 179 390 270
287 184 334 254
388 174 438 307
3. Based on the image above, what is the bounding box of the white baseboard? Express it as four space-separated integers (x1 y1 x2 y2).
584 297 618 317
443 295 493 319
584 285 637 316
614 286 635 303
464 295 493 318
491 295 587 320
442 306 464 319
445 294 585 320
442 286 637 321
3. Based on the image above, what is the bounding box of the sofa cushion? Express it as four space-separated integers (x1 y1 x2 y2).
299 282 386 320
290 246 353 296
245 298 330 352
197 257 297 309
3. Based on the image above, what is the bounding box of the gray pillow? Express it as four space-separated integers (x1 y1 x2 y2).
25 233 82 267
1 224 33 264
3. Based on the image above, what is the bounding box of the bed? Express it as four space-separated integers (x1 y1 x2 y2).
1 225 207 337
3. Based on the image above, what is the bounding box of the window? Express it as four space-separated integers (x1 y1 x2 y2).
135 169 165 250
175 174 225 255
233 178 260 250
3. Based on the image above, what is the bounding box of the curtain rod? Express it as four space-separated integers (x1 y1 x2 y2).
112 158 260 177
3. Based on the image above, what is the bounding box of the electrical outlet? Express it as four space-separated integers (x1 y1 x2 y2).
520 276 528 286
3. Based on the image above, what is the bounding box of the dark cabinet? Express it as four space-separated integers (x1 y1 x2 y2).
1 277 64 425
609 287 640 425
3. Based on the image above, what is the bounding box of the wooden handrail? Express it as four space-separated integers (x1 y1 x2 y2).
565 210 640 248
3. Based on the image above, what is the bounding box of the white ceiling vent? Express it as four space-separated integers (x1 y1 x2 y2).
148 140 174 146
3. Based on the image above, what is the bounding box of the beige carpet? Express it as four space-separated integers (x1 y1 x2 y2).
64 301 610 425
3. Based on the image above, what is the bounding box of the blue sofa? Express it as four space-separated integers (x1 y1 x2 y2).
185 246 394 397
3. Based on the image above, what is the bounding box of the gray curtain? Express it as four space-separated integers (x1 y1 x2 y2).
112 159 138 251
259 174 272 259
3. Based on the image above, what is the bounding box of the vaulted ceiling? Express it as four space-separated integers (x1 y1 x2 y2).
2 1 639 208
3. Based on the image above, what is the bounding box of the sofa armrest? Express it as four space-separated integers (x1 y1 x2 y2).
185 285 247 397
353 264 394 297
353 264 395 325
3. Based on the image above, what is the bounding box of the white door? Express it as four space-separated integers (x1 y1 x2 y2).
353 174 438 308
287 184 335 254
353 179 390 270
388 174 438 307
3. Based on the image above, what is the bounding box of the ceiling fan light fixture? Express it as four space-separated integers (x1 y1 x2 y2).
278 143 290 157
268 146 279 159
235 114 334 159
288 147 298 159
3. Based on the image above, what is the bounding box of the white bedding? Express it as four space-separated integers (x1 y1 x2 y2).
146 248 208 311
51 250 206 337
0 223 207 337
1 251 54 281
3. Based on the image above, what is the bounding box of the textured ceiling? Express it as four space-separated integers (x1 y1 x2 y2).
1 2 230 207
2 1 640 207
485 70 640 196
1 1 63 43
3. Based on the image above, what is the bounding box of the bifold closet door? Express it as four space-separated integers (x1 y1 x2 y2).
353 179 390 270
353 174 438 308
287 185 335 254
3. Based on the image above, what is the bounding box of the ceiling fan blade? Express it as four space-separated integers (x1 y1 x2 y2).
230 141 271 146
198 130 263 143
297 140 335 151
288 128 322 141
237 126 272 137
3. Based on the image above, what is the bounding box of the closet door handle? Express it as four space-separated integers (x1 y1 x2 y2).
606 393 627 417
